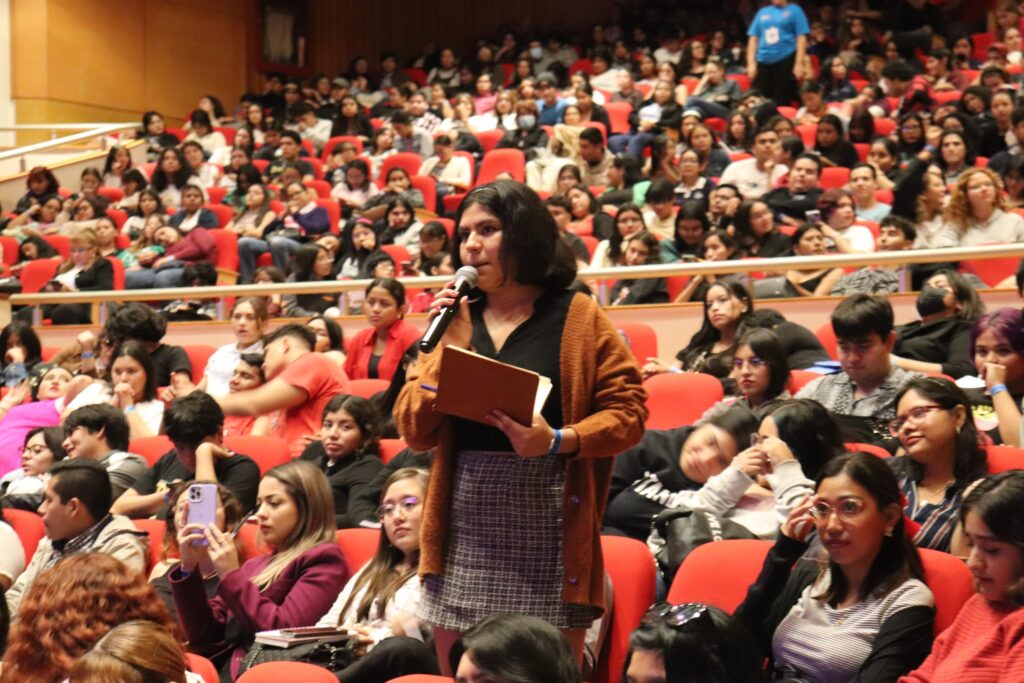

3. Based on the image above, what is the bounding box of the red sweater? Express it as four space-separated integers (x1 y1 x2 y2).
900 593 1024 682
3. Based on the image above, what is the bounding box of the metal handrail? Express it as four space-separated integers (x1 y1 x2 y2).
0 124 135 131
0 124 140 170
4 243 1022 311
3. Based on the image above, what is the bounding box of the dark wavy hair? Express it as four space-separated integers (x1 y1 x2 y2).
450 614 582 683
109 340 158 402
0 320 42 369
452 180 577 290
814 452 926 606
321 394 382 459
679 281 753 370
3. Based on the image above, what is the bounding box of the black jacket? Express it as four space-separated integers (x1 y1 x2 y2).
300 443 385 528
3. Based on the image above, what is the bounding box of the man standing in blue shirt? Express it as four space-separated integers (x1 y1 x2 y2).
746 0 810 106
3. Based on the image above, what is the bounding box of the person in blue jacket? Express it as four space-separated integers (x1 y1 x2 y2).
746 0 810 106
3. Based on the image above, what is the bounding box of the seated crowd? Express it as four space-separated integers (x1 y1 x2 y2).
5 2 1024 682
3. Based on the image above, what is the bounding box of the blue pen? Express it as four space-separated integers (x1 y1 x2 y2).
420 383 438 392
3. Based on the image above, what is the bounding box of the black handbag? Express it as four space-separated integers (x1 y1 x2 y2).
652 508 756 584
239 639 355 675
0 276 22 294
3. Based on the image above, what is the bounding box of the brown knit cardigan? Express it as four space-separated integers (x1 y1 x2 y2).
394 292 647 613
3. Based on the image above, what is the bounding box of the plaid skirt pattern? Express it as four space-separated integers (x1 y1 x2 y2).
419 449 597 631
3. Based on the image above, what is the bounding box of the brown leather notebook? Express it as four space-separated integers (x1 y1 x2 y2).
435 345 552 426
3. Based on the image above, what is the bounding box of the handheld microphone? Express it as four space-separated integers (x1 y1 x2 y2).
418 266 479 353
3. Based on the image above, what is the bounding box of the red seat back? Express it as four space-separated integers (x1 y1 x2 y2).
320 135 365 162
131 518 168 571
379 153 424 183
668 539 771 613
410 175 437 213
644 372 723 429
594 535 657 683
98 186 124 203
815 322 838 360
477 149 525 185
202 203 233 229
206 186 228 205
820 167 850 189
208 229 240 275
336 528 380 571
986 444 1024 473
920 548 975 634
475 129 506 154
106 255 125 290
128 435 174 466
185 653 219 683
315 198 341 234
348 378 390 399
236 661 339 681
845 441 891 459
303 179 332 199
183 344 216 380
788 369 820 393
379 438 408 464
3 508 46 564
43 235 71 259
0 236 18 266
19 258 61 294
606 101 633 135
615 321 658 362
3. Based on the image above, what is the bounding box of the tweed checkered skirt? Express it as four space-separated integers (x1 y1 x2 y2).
418 449 597 631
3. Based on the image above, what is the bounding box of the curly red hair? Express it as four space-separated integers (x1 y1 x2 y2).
1 554 180 683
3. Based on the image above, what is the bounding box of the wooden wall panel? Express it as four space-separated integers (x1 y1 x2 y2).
307 0 617 78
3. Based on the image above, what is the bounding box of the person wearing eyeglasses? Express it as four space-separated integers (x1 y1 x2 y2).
624 602 764 683
735 451 936 682
315 468 441 680
728 329 791 419
888 377 988 555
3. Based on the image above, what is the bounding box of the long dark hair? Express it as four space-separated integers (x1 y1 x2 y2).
290 243 330 281
0 321 42 369
735 328 789 401
23 426 68 463
961 471 1024 604
109 341 158 402
609 204 645 264
452 180 577 290
673 200 710 255
892 377 987 486
815 452 926 605
763 399 844 480
335 468 428 624
307 315 344 351
151 148 195 193
730 199 775 254
680 281 753 369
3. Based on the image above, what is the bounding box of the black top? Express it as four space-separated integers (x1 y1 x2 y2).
735 532 935 680
772 321 831 370
895 318 974 379
817 141 860 169
603 427 698 541
762 187 824 223
131 449 260 515
150 344 193 385
367 354 382 380
750 231 793 258
563 232 590 264
348 448 434 525
75 257 115 292
452 288 573 452
299 442 385 528
610 277 669 305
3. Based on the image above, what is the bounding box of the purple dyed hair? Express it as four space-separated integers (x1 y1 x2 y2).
971 308 1024 359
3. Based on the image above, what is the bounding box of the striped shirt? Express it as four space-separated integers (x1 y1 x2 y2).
773 571 934 681
891 460 969 553
795 367 920 422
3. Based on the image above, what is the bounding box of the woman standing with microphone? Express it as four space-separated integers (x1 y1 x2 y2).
395 179 647 672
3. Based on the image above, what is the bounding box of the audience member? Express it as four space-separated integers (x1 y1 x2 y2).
112 391 259 517
171 460 347 678
217 324 349 455
62 403 147 498
5 459 147 616
344 278 421 382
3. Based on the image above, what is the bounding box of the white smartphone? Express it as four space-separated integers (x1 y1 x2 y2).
186 483 219 546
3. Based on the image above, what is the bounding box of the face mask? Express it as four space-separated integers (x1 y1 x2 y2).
915 287 948 317
517 114 537 130
529 46 544 60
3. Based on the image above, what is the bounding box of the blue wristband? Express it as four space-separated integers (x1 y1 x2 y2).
548 429 563 456
990 383 1009 396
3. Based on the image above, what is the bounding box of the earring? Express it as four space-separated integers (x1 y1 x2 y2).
884 528 894 537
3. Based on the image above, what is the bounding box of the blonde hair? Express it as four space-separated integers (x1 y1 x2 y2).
252 460 337 590
942 167 1010 233
58 226 100 274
